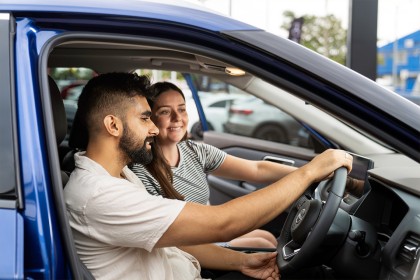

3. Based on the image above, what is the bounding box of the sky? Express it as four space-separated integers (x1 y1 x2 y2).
188 0 420 47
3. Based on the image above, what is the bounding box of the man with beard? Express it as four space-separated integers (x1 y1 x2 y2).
64 72 353 280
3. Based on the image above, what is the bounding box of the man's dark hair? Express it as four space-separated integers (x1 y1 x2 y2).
69 72 152 150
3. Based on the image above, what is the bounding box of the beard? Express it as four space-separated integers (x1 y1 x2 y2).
119 123 154 165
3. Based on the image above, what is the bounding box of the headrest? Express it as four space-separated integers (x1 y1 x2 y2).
49 76 68 144
68 108 88 150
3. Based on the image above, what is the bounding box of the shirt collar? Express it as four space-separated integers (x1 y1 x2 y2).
74 151 144 185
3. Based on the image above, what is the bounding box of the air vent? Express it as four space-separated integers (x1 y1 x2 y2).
395 232 420 277
398 233 420 263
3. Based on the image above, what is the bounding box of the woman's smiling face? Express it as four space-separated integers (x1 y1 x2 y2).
151 89 189 145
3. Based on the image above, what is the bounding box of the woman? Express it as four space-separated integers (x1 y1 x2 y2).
131 82 298 249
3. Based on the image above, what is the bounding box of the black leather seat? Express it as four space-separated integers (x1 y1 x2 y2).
49 76 67 148
49 76 70 185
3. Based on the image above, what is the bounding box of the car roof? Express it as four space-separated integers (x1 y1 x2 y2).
1 0 259 31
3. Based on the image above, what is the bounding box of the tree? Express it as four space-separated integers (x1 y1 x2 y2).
281 11 347 65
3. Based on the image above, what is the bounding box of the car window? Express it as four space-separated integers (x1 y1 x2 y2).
60 67 314 150
225 94 312 148
184 73 313 149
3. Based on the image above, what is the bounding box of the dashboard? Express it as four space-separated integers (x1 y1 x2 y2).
208 137 420 279
357 176 420 280
317 152 420 279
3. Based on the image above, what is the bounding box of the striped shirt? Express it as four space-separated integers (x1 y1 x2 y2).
131 140 227 204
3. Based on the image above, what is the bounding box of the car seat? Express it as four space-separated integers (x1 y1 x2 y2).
49 76 81 176
48 75 71 185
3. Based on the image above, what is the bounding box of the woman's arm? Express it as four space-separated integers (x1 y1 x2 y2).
212 154 298 184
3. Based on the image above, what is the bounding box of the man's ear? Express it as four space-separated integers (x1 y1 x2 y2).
103 115 122 137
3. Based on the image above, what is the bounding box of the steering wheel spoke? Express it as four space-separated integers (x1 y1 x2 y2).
282 239 302 261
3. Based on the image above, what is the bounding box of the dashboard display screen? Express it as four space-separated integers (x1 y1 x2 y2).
346 152 374 198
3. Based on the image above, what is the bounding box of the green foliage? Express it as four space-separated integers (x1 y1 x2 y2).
281 11 347 65
49 67 96 80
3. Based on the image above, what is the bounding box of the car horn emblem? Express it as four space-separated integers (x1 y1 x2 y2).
295 208 306 224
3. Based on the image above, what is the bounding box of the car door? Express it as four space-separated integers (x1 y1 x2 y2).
0 13 24 279
204 132 316 205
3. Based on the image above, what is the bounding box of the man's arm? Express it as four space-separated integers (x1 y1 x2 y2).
156 149 352 247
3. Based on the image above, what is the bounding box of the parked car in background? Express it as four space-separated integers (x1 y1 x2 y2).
1 1 419 279
224 96 307 146
60 81 87 137
187 92 247 139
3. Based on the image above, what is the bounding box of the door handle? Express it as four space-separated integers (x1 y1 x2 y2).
263 156 295 166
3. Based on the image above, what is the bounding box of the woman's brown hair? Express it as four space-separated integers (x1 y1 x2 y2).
146 82 187 200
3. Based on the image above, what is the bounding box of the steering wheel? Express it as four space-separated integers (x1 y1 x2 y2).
277 167 348 274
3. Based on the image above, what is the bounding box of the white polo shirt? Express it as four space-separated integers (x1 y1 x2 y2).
64 152 203 280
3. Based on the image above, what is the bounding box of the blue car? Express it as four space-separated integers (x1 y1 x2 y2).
1 1 419 279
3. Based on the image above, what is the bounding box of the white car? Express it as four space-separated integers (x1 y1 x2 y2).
187 92 247 139
224 96 306 146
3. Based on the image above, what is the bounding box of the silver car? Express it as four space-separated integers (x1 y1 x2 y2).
224 97 307 146
188 92 248 139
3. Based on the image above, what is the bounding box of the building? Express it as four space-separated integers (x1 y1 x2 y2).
377 30 420 96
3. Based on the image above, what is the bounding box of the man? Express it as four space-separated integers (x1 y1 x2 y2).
64 72 352 280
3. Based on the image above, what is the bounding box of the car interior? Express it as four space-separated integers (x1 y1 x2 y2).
40 32 420 279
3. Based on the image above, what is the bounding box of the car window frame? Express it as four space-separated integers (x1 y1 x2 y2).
0 13 22 209
0 12 25 279
39 33 95 280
